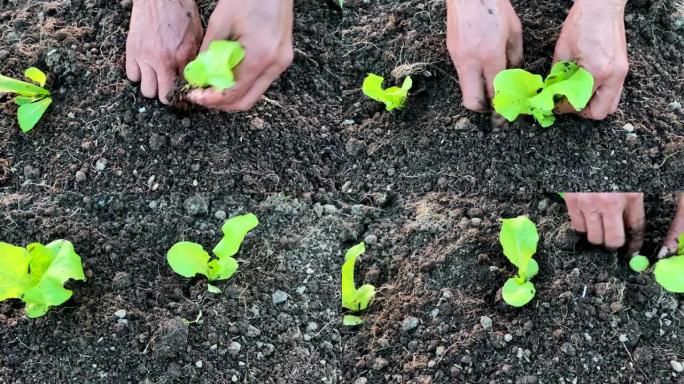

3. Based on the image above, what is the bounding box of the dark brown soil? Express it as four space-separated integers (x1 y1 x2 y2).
0 0 683 194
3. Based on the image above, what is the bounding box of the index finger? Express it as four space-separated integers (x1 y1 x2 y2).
624 194 645 256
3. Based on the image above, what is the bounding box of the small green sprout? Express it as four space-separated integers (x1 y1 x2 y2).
629 255 650 273
341 242 376 325
0 67 52 132
499 216 540 307
362 73 412 111
167 213 258 293
493 61 594 128
184 40 245 91
652 233 684 293
0 240 85 318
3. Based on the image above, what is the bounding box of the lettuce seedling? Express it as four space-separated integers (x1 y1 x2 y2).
493 61 594 128
341 242 375 325
0 67 52 132
0 240 85 318
629 255 650 273
499 216 540 307
652 233 684 293
184 40 245 91
362 73 412 111
167 213 258 293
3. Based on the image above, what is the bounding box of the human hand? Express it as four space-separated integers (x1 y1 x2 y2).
553 0 629 120
659 193 684 258
187 0 294 112
565 193 645 255
446 0 523 112
126 0 203 104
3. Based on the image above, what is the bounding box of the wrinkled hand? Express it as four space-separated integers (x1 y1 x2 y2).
554 0 628 120
565 193 644 255
187 0 294 111
660 193 684 258
446 0 523 112
126 0 203 104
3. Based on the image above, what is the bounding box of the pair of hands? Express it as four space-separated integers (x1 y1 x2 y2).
447 0 629 120
125 0 293 111
565 193 684 259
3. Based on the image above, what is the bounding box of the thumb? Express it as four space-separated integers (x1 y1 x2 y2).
660 194 684 258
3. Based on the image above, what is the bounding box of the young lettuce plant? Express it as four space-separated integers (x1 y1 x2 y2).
184 40 245 91
0 67 52 132
362 73 412 111
499 216 540 307
167 213 258 293
493 61 594 128
629 255 650 273
341 242 376 326
0 240 85 318
653 233 684 293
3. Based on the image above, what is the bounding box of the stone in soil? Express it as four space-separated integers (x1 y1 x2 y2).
152 317 188 358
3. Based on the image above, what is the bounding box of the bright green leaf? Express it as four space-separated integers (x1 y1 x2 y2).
629 255 650 273
207 256 239 281
207 284 221 294
677 233 684 256
212 213 259 259
653 255 684 293
341 242 376 312
343 315 364 326
18 97 52 133
0 74 50 97
184 40 245 91
0 240 85 318
167 242 210 278
492 69 544 122
502 278 536 307
24 67 47 87
499 216 539 281
362 73 412 111
527 258 539 279
15 96 37 105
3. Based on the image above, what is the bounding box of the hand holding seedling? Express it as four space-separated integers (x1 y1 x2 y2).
187 0 294 111
565 193 644 255
659 193 684 259
446 0 523 111
126 0 203 105
553 0 629 120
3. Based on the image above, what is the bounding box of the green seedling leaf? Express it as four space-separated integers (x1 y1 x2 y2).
677 233 684 256
24 67 47 87
341 242 376 312
207 284 221 294
343 315 364 326
362 73 412 111
18 97 52 133
212 213 259 259
499 216 539 282
629 255 650 273
653 255 684 293
502 278 536 307
492 61 594 128
0 240 85 318
527 258 539 279
184 40 245 91
167 242 210 277
207 256 239 281
0 74 50 97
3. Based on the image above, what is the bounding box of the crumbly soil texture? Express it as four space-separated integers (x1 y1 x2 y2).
0 0 683 194
1 192 683 384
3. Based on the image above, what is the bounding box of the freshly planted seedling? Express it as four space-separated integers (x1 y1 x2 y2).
167 213 258 293
0 240 85 318
184 40 245 91
341 242 375 325
493 61 594 128
362 73 412 111
499 216 540 307
653 233 684 293
629 255 650 273
0 67 52 132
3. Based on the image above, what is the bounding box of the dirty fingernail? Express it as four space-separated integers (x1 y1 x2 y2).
657 246 670 259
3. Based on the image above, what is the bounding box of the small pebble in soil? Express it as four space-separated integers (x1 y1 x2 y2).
402 316 420 332
372 357 389 370
619 334 628 343
272 290 288 304
671 360 683 372
470 218 482 227
504 334 513 342
246 325 261 337
345 138 366 156
363 234 377 245
480 316 493 330
228 341 241 355
112 272 132 290
195 360 203 368
95 158 107 171
354 378 367 384
622 123 635 132
669 100 682 111
183 196 208 216
114 309 127 319
75 170 87 182
214 210 227 220
561 342 576 356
